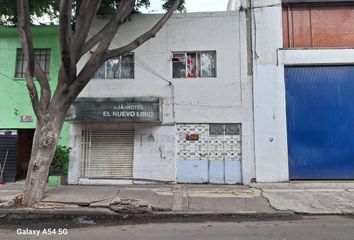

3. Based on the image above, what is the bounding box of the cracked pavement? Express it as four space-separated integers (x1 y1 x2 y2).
3 181 354 215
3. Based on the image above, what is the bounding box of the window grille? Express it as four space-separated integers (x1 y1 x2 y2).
15 48 51 78
210 124 240 135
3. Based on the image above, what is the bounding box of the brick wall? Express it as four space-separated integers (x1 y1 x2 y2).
283 5 354 48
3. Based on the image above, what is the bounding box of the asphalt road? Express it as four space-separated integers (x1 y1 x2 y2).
1 215 354 240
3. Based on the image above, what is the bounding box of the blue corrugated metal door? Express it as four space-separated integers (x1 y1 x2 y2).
285 66 354 179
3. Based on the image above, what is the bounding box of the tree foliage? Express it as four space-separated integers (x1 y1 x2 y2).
0 0 185 26
49 145 70 175
0 0 57 25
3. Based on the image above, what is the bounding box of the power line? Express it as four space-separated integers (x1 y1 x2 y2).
0 72 31 97
109 34 172 84
90 22 243 110
0 72 34 109
89 22 173 85
87 21 246 111
0 72 27 87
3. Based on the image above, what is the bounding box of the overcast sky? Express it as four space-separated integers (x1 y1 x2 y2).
141 0 230 13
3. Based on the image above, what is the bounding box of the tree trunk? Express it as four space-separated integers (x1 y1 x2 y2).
23 113 65 207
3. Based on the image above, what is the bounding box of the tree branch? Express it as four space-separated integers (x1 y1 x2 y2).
105 0 181 60
62 0 137 107
59 0 75 80
79 0 135 59
63 0 180 109
25 75 42 120
17 0 42 120
71 0 102 62
34 62 51 112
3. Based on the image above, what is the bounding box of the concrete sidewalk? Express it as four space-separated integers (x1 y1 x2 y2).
0 180 25 202
41 184 277 214
251 182 354 214
2 181 354 217
0 182 279 216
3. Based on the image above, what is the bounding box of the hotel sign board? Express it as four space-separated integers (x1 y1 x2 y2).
66 97 161 122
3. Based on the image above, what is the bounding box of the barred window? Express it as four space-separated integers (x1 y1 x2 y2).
209 124 241 136
209 124 224 135
172 51 216 78
94 53 134 79
15 48 51 78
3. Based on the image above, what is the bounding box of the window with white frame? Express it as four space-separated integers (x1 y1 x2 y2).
172 51 216 78
15 48 51 78
94 53 134 79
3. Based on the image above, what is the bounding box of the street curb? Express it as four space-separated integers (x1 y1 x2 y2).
2 208 354 222
0 207 297 222
0 207 117 217
152 211 295 216
149 211 298 221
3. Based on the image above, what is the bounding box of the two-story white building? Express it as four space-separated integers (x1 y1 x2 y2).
67 11 255 185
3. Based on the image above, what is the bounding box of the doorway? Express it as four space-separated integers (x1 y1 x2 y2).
16 129 35 180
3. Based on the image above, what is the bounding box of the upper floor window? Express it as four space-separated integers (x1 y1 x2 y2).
94 53 134 79
15 48 51 78
172 51 216 78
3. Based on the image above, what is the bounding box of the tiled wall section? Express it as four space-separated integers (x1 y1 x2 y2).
177 124 209 160
177 124 242 161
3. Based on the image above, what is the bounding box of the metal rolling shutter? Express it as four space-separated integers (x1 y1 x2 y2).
81 128 134 178
0 132 18 182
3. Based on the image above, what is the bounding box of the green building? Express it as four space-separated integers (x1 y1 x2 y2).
0 26 69 182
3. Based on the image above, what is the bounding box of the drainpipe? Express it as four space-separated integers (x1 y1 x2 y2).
245 0 258 183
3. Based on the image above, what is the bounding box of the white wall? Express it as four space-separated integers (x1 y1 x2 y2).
68 123 81 184
278 49 354 65
78 12 248 123
227 0 242 10
133 125 176 182
70 11 254 184
252 0 289 182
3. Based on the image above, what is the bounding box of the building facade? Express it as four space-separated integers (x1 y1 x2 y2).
67 11 255 185
2 1 350 185
3 1 351 185
249 0 354 181
0 27 69 182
